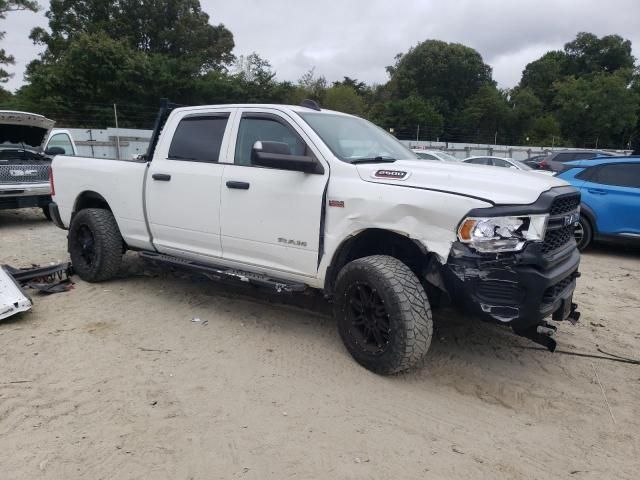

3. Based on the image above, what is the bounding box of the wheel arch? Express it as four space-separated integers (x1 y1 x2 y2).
324 228 443 295
73 190 112 216
580 202 597 234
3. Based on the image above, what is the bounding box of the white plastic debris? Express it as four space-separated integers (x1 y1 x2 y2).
0 266 32 320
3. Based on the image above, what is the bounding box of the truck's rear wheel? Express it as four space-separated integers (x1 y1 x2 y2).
69 208 123 282
333 255 433 375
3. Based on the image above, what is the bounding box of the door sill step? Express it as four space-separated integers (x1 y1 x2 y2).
140 251 307 293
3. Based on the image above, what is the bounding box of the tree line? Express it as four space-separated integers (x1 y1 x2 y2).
1 0 639 150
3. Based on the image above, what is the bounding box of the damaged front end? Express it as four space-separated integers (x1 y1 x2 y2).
441 187 582 351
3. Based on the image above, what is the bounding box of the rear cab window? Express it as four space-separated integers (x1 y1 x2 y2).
168 114 229 162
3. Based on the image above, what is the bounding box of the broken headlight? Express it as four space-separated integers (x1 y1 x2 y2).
457 215 549 253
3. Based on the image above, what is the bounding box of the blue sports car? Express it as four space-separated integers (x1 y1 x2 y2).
556 156 640 250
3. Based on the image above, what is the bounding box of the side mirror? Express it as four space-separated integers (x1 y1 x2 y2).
45 146 66 156
251 141 323 174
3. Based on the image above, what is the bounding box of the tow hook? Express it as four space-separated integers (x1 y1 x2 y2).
568 303 580 325
514 321 558 352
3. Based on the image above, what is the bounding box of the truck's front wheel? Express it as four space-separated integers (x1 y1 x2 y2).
69 208 123 282
334 255 433 375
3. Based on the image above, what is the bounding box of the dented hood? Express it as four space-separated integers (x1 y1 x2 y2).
356 160 569 205
0 111 55 148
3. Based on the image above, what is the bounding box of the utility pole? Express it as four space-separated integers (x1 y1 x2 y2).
494 131 497 146
113 103 121 160
416 125 420 142
595 136 599 149
552 136 555 149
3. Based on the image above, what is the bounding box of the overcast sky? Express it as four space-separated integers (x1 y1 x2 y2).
3 0 640 92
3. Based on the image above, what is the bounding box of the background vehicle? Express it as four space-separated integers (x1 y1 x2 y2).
49 102 581 374
539 149 615 172
556 156 640 250
411 149 460 162
463 156 554 175
0 111 75 219
523 154 549 169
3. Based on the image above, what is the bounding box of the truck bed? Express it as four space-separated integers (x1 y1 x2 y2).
52 155 153 250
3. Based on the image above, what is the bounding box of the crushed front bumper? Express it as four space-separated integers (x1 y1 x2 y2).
442 241 581 350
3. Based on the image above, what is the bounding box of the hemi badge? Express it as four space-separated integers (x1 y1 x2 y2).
329 200 344 208
373 169 409 180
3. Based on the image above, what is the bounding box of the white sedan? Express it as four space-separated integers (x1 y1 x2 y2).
411 149 461 162
463 156 554 175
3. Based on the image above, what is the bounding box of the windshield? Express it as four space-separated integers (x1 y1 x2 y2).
435 151 460 162
514 160 533 171
298 112 416 163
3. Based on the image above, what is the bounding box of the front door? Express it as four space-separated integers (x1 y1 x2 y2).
146 110 234 259
220 110 328 278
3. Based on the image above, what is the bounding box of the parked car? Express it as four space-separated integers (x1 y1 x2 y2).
411 149 460 162
463 156 554 175
0 111 76 219
523 154 549 169
555 156 640 250
539 150 615 172
49 101 581 373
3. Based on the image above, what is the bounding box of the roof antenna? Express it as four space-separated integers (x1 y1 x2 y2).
300 99 321 111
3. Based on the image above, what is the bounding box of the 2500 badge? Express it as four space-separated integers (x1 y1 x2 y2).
372 169 409 180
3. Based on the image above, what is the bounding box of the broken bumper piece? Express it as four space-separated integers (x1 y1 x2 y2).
442 241 581 351
0 266 33 320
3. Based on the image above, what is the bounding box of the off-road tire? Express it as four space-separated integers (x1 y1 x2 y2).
334 255 433 375
575 215 593 251
68 208 123 282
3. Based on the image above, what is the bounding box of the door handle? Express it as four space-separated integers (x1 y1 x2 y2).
152 173 171 181
226 181 250 190
587 188 607 195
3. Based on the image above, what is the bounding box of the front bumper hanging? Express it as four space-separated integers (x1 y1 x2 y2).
442 241 581 351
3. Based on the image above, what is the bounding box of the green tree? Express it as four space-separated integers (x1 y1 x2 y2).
520 51 567 107
564 32 635 77
323 85 366 115
454 85 511 144
387 40 494 116
554 72 638 148
374 95 444 140
0 0 39 82
17 32 158 126
30 0 234 71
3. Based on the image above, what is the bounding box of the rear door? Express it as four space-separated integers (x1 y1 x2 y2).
219 108 328 278
146 109 235 259
579 163 640 236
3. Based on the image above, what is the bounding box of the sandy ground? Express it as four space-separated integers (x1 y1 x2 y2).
1 208 639 480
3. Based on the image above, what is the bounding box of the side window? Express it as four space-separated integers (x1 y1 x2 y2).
590 164 640 188
47 133 74 155
492 159 510 167
575 167 595 181
472 158 491 165
416 152 437 160
168 115 229 162
235 115 307 166
555 153 575 162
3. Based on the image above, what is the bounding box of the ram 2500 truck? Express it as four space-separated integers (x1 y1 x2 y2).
49 101 581 374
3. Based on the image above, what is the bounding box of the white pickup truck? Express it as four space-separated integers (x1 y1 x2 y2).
1 110 77 218
49 100 581 374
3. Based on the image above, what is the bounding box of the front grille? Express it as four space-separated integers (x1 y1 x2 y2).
0 164 50 184
550 193 580 216
477 281 523 304
542 225 574 254
543 274 575 304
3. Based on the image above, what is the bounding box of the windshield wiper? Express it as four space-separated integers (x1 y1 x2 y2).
349 156 397 164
